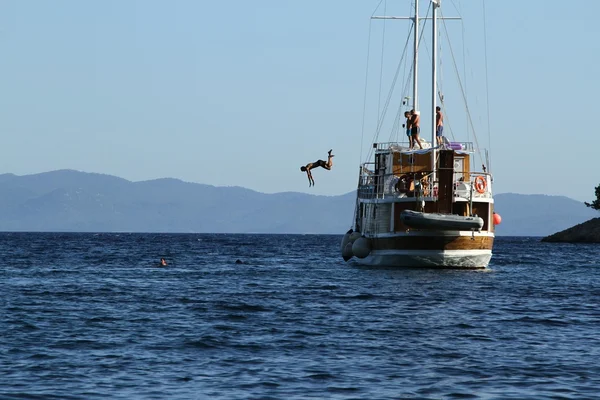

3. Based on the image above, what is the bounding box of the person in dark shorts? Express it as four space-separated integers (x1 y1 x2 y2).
404 111 413 149
410 110 423 149
436 106 444 146
300 149 334 187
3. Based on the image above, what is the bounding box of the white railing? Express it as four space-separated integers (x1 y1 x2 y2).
372 141 476 153
357 168 492 200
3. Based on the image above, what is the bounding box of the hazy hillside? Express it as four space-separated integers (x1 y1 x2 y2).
0 170 355 234
493 193 598 236
0 170 596 235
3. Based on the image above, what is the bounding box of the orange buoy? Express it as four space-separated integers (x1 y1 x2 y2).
493 212 502 225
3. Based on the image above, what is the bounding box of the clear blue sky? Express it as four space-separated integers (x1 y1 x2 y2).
0 1 598 202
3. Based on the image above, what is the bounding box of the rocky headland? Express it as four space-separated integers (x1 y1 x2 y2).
541 218 600 243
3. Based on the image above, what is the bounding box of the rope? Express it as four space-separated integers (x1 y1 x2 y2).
360 0 384 166
364 29 413 163
462 20 468 141
440 8 484 167
365 1 431 162
376 0 387 125
386 21 415 143
389 12 415 144
449 0 470 141
482 0 492 173
356 0 384 230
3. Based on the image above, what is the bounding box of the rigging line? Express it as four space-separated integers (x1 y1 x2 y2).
451 0 469 141
376 0 387 126
365 25 413 163
389 102 404 143
390 18 415 143
462 21 468 141
400 0 416 105
440 101 456 143
366 1 430 161
414 0 432 112
440 16 484 168
482 0 492 173
448 0 462 17
379 1 431 149
359 22 373 165
436 8 456 144
374 31 410 132
360 0 385 165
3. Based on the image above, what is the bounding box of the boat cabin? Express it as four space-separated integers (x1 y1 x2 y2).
357 142 494 234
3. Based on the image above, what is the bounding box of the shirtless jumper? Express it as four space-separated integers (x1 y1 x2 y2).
300 150 334 187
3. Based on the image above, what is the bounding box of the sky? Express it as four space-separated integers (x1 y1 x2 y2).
0 0 598 202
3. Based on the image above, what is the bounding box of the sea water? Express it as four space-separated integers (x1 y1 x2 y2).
2 233 600 399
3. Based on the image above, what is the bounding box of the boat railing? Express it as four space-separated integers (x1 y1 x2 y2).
357 169 492 200
372 141 475 153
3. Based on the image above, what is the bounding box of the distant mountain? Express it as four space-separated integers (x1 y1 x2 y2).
0 170 355 233
0 170 596 235
493 193 598 237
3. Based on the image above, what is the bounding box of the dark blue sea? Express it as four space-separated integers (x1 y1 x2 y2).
2 233 600 399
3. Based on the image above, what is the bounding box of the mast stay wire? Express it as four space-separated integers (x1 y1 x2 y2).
440 8 485 168
417 8 458 145
390 12 417 143
359 0 385 167
448 0 469 142
482 0 492 173
376 0 387 127
365 1 432 162
364 23 414 164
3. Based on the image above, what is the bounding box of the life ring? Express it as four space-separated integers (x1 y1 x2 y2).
474 176 486 194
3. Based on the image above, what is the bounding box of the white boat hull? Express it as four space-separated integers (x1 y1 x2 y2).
354 249 492 269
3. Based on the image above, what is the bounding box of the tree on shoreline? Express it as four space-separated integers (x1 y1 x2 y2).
584 184 600 210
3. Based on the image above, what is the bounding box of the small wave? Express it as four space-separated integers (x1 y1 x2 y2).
183 335 228 349
14 321 40 331
326 386 360 392
224 314 247 321
306 372 336 380
213 324 236 331
291 330 326 337
502 316 571 327
85 316 120 324
446 392 479 399
455 323 475 329
27 353 55 360
51 339 116 350
336 293 377 300
217 302 270 312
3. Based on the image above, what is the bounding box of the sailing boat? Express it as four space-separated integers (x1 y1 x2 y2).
340 0 500 268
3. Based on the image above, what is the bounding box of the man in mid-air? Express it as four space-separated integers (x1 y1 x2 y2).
300 149 334 187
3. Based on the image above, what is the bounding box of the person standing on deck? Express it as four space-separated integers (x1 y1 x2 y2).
436 106 444 146
404 111 413 149
410 110 423 149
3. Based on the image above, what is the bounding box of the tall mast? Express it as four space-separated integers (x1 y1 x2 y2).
412 0 419 110
431 0 439 185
